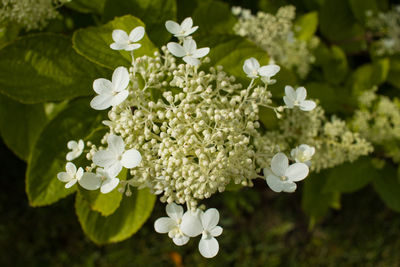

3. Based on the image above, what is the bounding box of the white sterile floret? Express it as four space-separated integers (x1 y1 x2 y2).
90 67 130 110
243 57 280 82
57 162 83 189
264 152 309 193
165 17 198 39
66 139 84 161
167 39 209 66
92 134 141 176
110 26 145 51
283 85 316 111
291 144 315 166
198 208 223 258
79 168 120 193
154 203 190 246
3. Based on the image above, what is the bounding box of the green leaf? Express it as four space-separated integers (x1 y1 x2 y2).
373 164 400 212
295 11 318 41
75 188 156 244
26 98 106 207
314 44 348 85
388 55 400 89
0 34 109 104
73 15 157 70
65 0 106 14
102 0 177 47
323 157 379 193
192 0 237 35
0 94 48 161
349 0 379 25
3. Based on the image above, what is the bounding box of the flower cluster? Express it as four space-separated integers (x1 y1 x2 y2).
0 0 70 31
56 17 317 258
232 5 318 78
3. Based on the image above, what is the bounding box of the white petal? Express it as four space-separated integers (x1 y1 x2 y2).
112 29 128 43
93 150 116 168
173 235 190 246
90 94 113 110
128 26 145 42
66 162 76 175
154 217 177 233
57 172 71 182
166 203 184 221
93 78 112 95
181 17 193 31
65 179 77 188
183 56 200 66
282 181 297 193
110 90 129 107
167 42 186 57
125 43 141 51
266 174 284 193
192 47 210 58
284 86 296 101
121 149 141 168
299 100 316 111
209 226 223 237
285 163 309 182
66 151 77 161
107 134 125 155
78 172 101 190
258 65 280 77
165 20 181 35
110 42 128 50
185 26 198 36
180 211 203 237
78 140 84 150
271 153 288 177
67 140 78 150
199 237 219 258
112 67 129 92
296 87 307 102
201 208 219 230
100 177 120 194
283 96 294 108
183 39 197 54
76 167 84 179
106 161 123 178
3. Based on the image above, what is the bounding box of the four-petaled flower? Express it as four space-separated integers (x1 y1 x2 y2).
90 66 130 110
167 39 209 66
66 139 84 161
154 203 190 246
198 208 223 258
110 26 145 51
79 168 120 194
57 162 83 189
165 17 198 39
243 57 280 83
291 144 315 166
283 86 316 111
264 152 309 193
93 134 142 176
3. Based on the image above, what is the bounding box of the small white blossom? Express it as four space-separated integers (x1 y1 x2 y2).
167 39 209 66
57 162 83 188
283 86 316 111
291 144 315 166
198 208 223 258
110 26 145 51
66 139 84 161
264 152 309 193
78 168 120 193
90 67 130 110
154 203 190 246
92 134 141 176
165 17 198 39
243 57 280 82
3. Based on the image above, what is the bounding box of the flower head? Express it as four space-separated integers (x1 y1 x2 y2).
198 208 223 258
90 67 130 110
66 139 84 161
283 86 316 111
264 152 309 193
57 162 83 188
167 39 209 66
92 134 141 176
243 57 280 82
110 26 145 51
165 17 198 39
291 144 315 166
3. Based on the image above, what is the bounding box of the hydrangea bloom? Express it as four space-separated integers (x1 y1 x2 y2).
198 208 223 258
79 168 120 194
57 162 83 189
283 85 316 111
242 57 280 83
167 39 209 66
110 26 145 51
165 17 198 38
66 139 84 161
291 144 315 166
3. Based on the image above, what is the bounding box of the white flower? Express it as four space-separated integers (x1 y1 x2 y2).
154 203 190 246
92 134 141 176
90 67 130 110
66 139 84 161
291 144 315 166
110 26 145 51
264 152 309 193
198 208 223 258
243 57 280 82
78 168 120 194
165 17 198 38
57 162 83 189
283 86 316 111
167 39 209 66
